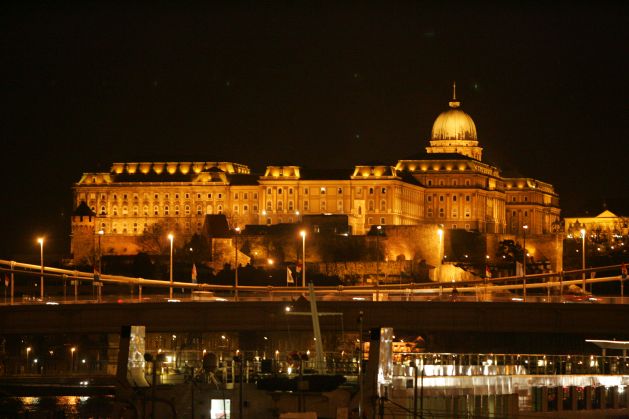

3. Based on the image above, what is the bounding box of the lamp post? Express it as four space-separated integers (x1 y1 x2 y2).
37 237 44 300
300 230 307 288
234 227 241 301
436 227 443 282
97 230 104 274
522 225 528 276
168 233 174 300
70 347 76 372
523 225 528 301
375 226 382 286
26 347 31 373
581 228 586 291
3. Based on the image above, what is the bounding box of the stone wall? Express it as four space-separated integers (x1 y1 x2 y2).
487 233 563 273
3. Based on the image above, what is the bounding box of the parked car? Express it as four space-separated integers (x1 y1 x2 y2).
562 293 601 303
562 284 601 303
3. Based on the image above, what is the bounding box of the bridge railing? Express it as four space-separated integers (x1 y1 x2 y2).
0 259 626 304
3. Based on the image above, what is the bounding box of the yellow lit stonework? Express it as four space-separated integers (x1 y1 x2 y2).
564 210 628 237
70 89 560 266
426 85 483 160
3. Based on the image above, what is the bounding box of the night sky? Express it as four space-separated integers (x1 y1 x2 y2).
1 1 627 258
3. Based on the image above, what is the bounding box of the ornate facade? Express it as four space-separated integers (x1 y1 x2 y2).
71 87 561 263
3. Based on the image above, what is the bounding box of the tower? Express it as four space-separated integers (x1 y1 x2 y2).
70 201 97 265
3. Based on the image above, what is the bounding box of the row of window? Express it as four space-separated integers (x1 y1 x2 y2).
85 186 391 203
265 187 387 195
263 199 389 213
427 194 472 203
85 192 260 202
426 207 472 218
511 196 529 202
100 221 204 235
96 203 260 217
86 188 534 205
97 198 392 217
427 179 472 187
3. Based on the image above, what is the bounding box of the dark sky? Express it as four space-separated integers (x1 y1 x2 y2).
1 1 627 258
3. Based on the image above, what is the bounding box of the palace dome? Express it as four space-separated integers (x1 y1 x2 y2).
425 83 483 160
430 103 477 142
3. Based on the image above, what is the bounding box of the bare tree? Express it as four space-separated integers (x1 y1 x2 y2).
137 222 170 255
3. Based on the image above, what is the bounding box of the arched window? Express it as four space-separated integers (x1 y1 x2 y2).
185 205 190 215
133 206 138 216
266 201 273 211
174 205 180 215
122 206 128 215
380 200 386 211
217 205 223 214
143 206 148 216
100 206 106 215
277 201 283 211
196 205 202 215
368 200 374 211
206 205 213 215
164 205 169 215
113 206 118 216
153 206 159 216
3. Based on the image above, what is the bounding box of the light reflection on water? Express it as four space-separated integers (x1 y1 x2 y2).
7 395 114 417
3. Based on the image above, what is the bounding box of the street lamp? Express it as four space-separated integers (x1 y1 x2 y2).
522 225 528 276
37 237 44 300
70 347 76 372
581 228 586 291
97 230 104 274
523 225 528 301
300 230 307 288
168 233 174 299
436 227 443 282
375 226 382 285
234 227 241 301
26 347 31 372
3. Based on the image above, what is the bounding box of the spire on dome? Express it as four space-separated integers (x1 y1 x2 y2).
449 81 460 108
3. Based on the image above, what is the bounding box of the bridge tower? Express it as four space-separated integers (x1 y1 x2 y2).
70 200 97 265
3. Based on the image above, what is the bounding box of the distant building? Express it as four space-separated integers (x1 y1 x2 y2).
564 210 629 238
70 85 561 266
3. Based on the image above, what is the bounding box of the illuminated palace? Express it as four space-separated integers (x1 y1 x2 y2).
71 87 561 266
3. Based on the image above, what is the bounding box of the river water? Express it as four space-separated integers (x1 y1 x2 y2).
1 396 114 418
